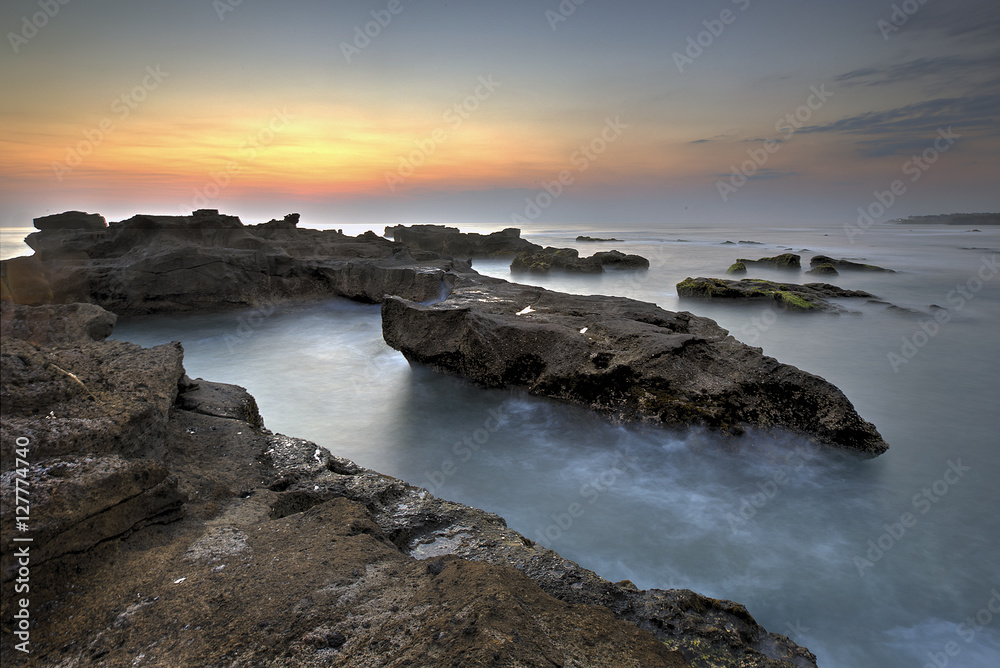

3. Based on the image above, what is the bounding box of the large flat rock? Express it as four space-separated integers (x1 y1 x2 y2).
382 282 888 455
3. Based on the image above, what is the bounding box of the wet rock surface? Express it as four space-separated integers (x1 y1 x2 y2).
0 305 819 667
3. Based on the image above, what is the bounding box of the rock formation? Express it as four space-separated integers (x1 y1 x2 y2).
384 223 538 257
736 253 801 270
510 247 649 273
8 211 463 315
382 282 888 455
809 255 894 272
676 277 877 313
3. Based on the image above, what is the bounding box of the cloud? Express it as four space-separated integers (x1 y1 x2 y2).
833 52 1000 88
799 92 1000 157
898 0 1000 44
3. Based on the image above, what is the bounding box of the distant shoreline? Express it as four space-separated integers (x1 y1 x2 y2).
893 213 1000 226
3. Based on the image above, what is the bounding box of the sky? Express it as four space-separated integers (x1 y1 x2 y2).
1 0 998 228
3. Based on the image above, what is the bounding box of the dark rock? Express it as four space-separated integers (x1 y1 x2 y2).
592 249 650 270
5 211 463 314
511 247 649 273
382 282 888 455
33 211 107 231
806 263 839 276
512 246 603 273
174 378 263 429
0 302 116 346
736 253 801 269
385 224 539 257
0 456 184 581
727 261 748 275
0 256 53 304
0 337 183 470
810 255 894 272
676 277 876 313
576 235 623 242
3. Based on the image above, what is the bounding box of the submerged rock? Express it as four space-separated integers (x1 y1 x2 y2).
385 223 539 257
810 255 895 272
577 235 623 242
382 283 888 455
736 253 801 269
511 246 603 273
510 247 649 273
676 277 876 313
806 263 839 276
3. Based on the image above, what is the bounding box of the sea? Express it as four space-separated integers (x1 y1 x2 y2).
2 219 998 668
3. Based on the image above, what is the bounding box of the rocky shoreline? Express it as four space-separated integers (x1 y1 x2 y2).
0 210 887 665
1 303 816 667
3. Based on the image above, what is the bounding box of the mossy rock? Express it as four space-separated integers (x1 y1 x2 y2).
726 262 747 275
806 263 839 276
737 253 801 269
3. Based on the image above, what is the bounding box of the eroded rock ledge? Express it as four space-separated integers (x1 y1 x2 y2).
382 282 888 455
0 304 815 667
3 211 470 315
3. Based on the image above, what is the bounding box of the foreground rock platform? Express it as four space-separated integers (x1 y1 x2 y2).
0 304 816 667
